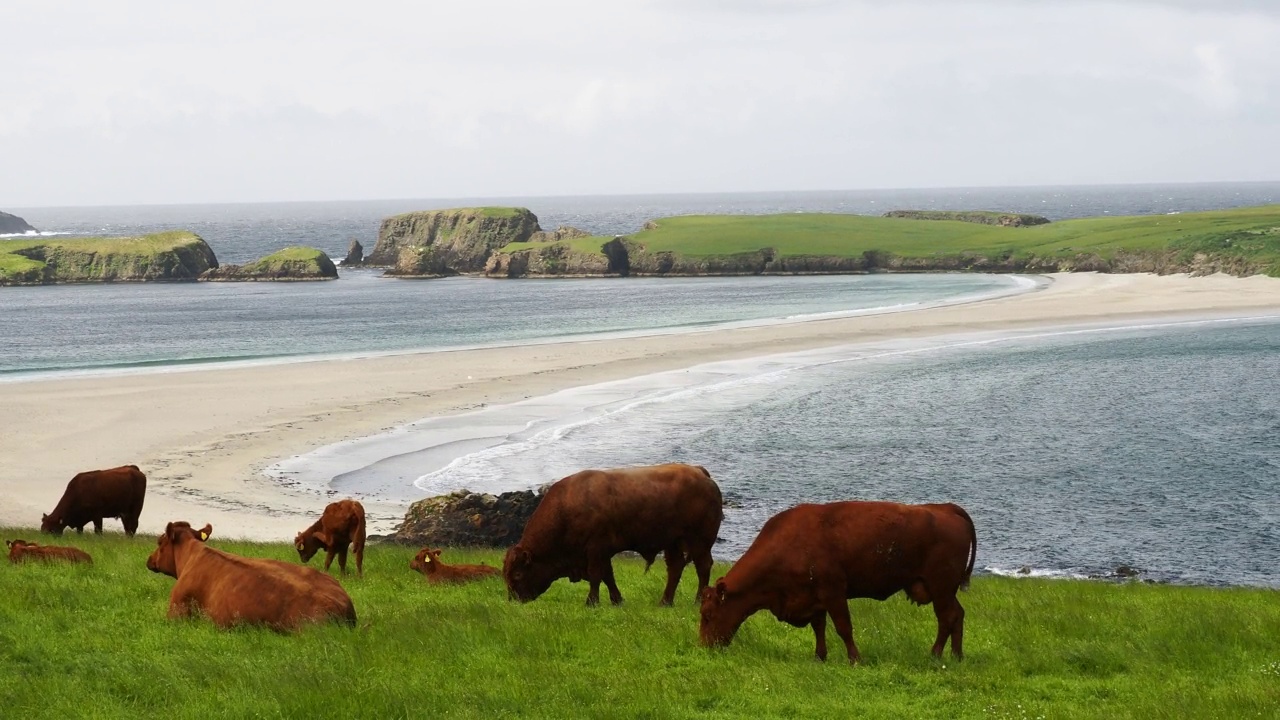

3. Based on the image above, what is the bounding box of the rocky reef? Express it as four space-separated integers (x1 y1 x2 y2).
200 246 338 281
389 488 545 548
0 211 36 235
882 210 1051 227
366 207 542 276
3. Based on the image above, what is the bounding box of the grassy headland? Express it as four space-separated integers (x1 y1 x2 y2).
497 205 1280 277
2 530 1276 718
201 246 338 281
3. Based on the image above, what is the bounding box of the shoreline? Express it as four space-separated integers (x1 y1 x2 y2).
3 272 1280 541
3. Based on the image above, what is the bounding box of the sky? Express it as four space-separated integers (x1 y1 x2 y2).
3 0 1278 207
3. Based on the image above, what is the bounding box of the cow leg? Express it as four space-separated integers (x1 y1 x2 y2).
337 546 349 575
692 546 714 597
323 548 336 573
826 599 861 664
602 559 623 606
811 611 829 661
93 519 104 534
123 515 139 537
931 595 965 660
659 543 686 606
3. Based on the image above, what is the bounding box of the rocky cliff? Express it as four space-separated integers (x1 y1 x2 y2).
483 236 1273 279
0 211 36 234
0 231 219 285
367 207 542 276
882 210 1051 227
200 246 338 281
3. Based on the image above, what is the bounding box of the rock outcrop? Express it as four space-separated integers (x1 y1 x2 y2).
389 488 545 548
882 210 1051 227
0 211 36 234
342 239 363 267
0 231 219 285
366 207 542 276
199 246 338 281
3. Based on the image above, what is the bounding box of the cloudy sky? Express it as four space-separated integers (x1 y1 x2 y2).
4 0 1277 206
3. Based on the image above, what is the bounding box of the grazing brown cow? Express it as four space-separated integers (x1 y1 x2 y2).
294 499 366 577
503 463 723 606
699 501 977 663
410 548 499 584
41 465 147 537
147 521 356 631
6 539 93 565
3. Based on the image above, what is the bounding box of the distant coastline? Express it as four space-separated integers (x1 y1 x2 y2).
5 201 1278 285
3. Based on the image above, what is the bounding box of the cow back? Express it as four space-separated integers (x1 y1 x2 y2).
523 463 722 559
51 465 147 526
175 545 356 630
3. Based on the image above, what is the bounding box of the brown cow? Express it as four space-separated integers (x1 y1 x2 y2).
503 463 723 606
699 501 977 663
41 465 147 537
147 521 356 631
410 548 499 584
294 499 366 577
6 539 93 565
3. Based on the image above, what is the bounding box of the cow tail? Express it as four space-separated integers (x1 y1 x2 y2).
952 504 977 590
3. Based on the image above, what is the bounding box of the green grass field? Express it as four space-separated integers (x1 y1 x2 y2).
500 205 1280 275
2 530 1276 718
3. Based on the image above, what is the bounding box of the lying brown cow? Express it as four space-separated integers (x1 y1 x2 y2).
41 464 147 536
7 539 93 564
295 499 366 577
410 548 499 584
147 521 356 631
504 463 723 606
700 501 977 662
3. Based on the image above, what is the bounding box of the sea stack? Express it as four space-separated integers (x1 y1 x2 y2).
366 207 541 276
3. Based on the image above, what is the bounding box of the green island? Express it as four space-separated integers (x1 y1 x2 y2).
0 233 336 285
201 246 338 281
2 531 1276 718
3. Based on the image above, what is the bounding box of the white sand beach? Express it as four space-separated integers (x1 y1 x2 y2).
3 272 1279 540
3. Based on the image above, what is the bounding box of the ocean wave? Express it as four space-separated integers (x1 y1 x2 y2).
0 230 73 238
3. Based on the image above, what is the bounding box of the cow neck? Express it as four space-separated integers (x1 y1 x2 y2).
172 533 208 577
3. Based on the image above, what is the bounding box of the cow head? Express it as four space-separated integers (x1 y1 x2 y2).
7 539 34 562
502 545 554 602
410 548 443 575
699 579 741 648
294 530 329 563
40 513 65 536
146 522 212 577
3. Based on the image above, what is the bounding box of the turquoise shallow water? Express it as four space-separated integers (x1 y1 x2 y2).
0 272 1025 377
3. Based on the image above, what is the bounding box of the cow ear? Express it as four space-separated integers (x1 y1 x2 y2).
164 522 176 538
519 548 531 564
312 530 328 545
199 524 212 541
715 580 728 604
430 549 443 559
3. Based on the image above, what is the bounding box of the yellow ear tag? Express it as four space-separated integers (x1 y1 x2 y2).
200 531 209 540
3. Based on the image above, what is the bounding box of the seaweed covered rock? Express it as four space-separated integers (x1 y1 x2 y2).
389 488 545 547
